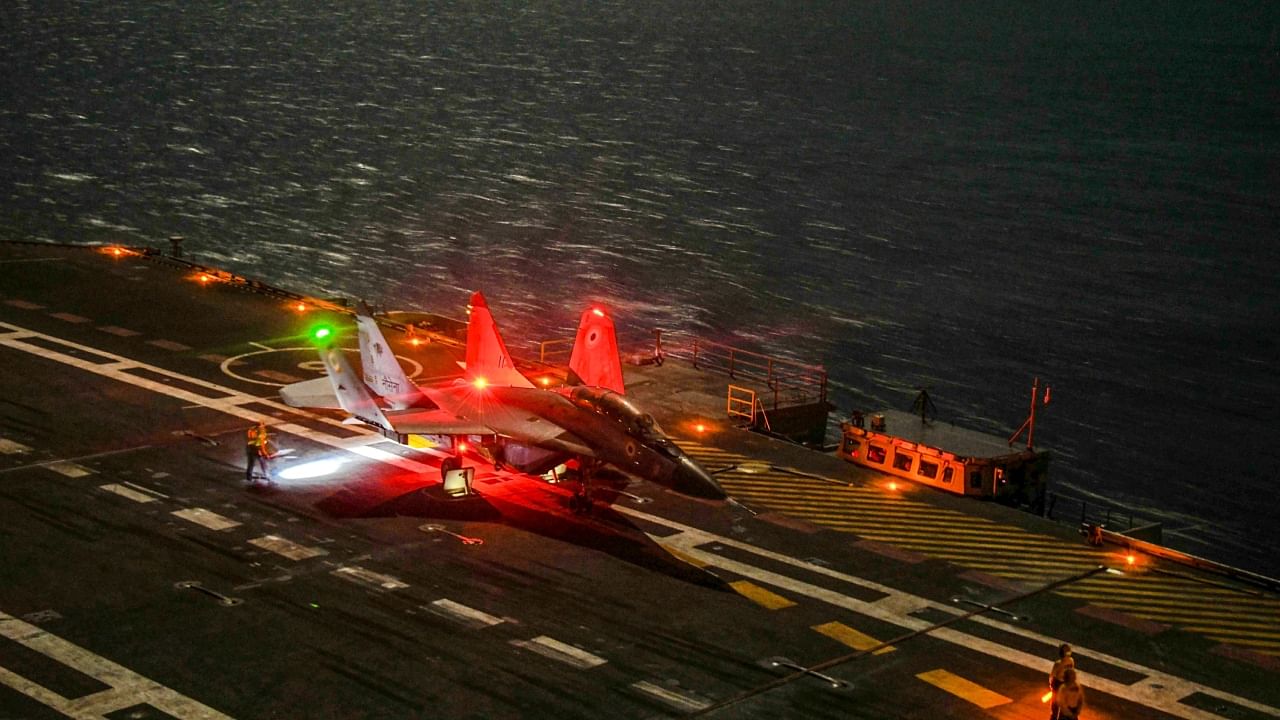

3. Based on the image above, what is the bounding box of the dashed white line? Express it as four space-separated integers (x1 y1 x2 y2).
172 508 241 531
249 535 328 561
332 566 409 590
510 636 607 669
46 461 93 478
147 339 192 352
427 599 504 628
0 438 32 454
632 681 711 712
100 483 158 503
98 325 141 337
48 312 90 323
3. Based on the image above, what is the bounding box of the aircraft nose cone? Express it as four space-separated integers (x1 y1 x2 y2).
670 454 727 500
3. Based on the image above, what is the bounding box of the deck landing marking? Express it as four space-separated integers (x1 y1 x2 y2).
0 438 32 454
632 508 1280 720
98 325 141 337
46 461 93 478
511 636 607 669
916 668 1011 709
427 599 504 628
729 580 797 610
1 321 1274 720
332 566 408 590
0 609 234 719
249 535 328 561
4 299 44 309
147 339 192 351
100 483 158 503
48 312 90 323
632 681 711 712
812 621 895 654
172 508 241 531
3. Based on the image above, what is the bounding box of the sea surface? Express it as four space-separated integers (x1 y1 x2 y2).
3 1 1278 574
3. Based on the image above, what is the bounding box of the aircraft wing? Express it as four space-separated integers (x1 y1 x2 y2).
279 376 342 410
383 408 494 436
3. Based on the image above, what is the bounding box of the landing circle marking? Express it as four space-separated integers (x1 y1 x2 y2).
220 346 424 387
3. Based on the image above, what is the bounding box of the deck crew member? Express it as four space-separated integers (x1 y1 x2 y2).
245 421 273 485
1048 643 1075 720
1056 668 1085 719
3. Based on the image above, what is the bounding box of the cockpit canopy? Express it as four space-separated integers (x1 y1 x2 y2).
567 386 659 439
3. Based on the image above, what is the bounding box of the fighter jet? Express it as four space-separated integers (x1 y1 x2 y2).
280 293 726 506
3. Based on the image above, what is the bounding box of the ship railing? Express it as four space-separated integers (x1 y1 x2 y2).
1044 492 1161 540
531 328 827 411
664 334 827 410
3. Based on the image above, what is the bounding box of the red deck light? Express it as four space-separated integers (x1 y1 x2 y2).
294 302 307 312
888 481 898 491
592 307 605 317
473 377 488 390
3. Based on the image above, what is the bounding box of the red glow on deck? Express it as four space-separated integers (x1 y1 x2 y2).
473 377 488 390
294 302 307 312
1041 691 1053 703
539 376 551 386
695 423 706 433
1126 553 1136 566
888 481 899 491
457 442 467 452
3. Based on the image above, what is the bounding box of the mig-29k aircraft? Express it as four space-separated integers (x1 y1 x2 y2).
280 292 727 509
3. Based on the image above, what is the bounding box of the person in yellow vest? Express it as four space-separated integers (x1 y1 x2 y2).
245 421 273 485
1048 643 1075 719
1056 668 1086 719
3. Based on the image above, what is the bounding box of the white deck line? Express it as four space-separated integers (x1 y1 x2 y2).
172 508 241 532
510 636 607 669
332 566 408 590
0 438 32 454
100 483 157 503
46 461 93 478
427 599 504 628
631 681 711 712
249 535 328 561
0 609 234 719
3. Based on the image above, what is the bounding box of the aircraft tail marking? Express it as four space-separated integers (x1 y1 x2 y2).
320 343 393 429
568 305 625 394
356 314 419 408
464 291 534 388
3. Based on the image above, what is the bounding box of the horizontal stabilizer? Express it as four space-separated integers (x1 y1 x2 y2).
279 376 342 410
383 408 494 436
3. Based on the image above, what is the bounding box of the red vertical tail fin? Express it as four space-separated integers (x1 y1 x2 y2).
464 292 534 388
568 305 625 394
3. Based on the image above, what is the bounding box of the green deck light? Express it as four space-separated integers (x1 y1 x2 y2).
311 325 333 341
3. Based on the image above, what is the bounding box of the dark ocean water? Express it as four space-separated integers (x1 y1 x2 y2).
3 1 1278 573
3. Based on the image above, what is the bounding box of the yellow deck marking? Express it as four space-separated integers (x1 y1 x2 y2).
659 543 709 568
916 669 1011 709
729 581 796 610
812 621 894 654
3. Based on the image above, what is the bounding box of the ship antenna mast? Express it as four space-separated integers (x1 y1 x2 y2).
1008 377 1051 449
